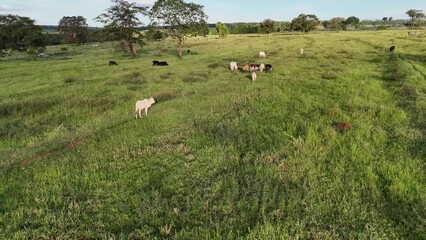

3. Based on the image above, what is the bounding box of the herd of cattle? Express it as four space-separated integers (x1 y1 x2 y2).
112 45 397 84
128 45 398 118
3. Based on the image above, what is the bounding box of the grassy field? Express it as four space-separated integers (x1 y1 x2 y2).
0 30 425 239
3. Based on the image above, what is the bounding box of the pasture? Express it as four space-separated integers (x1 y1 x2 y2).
0 30 425 239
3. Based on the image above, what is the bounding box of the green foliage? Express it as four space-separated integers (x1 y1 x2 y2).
44 33 64 46
145 27 167 42
0 14 46 52
258 19 276 34
95 0 148 57
377 25 388 30
290 14 319 33
216 22 229 38
149 0 208 59
229 23 258 34
344 16 360 28
328 17 346 32
57 16 90 45
405 9 425 28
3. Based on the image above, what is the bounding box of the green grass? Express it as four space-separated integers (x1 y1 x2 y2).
0 30 425 239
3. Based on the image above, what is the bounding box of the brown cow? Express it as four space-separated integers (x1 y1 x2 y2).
242 64 250 72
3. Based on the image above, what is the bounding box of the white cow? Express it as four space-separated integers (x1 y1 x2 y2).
259 63 265 72
230 62 238 71
259 51 266 57
251 71 257 83
135 97 156 118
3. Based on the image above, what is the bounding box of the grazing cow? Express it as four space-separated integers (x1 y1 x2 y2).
259 51 266 57
242 64 250 72
264 64 272 72
109 61 118 66
249 64 260 72
187 49 191 53
152 60 169 66
230 62 238 71
251 71 257 83
259 63 265 72
389 46 395 52
300 48 304 55
135 98 156 119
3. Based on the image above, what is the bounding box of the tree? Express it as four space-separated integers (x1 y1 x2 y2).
150 0 208 59
259 19 275 34
344 16 360 28
216 22 229 39
328 17 345 32
229 23 258 34
95 0 148 58
58 16 90 44
0 14 45 54
406 9 425 29
290 14 319 33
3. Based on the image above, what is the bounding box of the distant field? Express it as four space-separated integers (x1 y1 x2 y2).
0 30 425 239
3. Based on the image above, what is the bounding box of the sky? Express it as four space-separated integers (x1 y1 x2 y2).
0 0 425 27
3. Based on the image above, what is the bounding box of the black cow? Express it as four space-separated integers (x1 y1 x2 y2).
264 64 272 72
109 60 118 66
389 46 395 52
152 60 169 66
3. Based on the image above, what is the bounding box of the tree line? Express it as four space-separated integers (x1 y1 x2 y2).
216 10 425 36
0 0 425 58
0 0 208 59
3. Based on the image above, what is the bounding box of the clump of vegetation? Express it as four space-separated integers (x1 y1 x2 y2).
121 71 147 85
321 71 339 80
159 71 174 80
64 76 79 84
183 72 209 83
208 63 221 69
153 89 181 102
0 98 59 117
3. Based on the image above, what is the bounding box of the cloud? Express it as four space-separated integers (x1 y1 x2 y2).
0 4 31 12
0 5 17 11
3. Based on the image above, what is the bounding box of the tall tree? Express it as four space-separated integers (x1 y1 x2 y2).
406 9 425 29
150 0 208 59
58 16 90 44
259 19 276 34
345 16 360 28
216 22 229 39
95 0 148 58
0 14 45 53
328 17 346 32
290 14 319 33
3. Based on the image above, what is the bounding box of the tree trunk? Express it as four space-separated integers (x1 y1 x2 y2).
178 41 183 59
129 43 137 58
